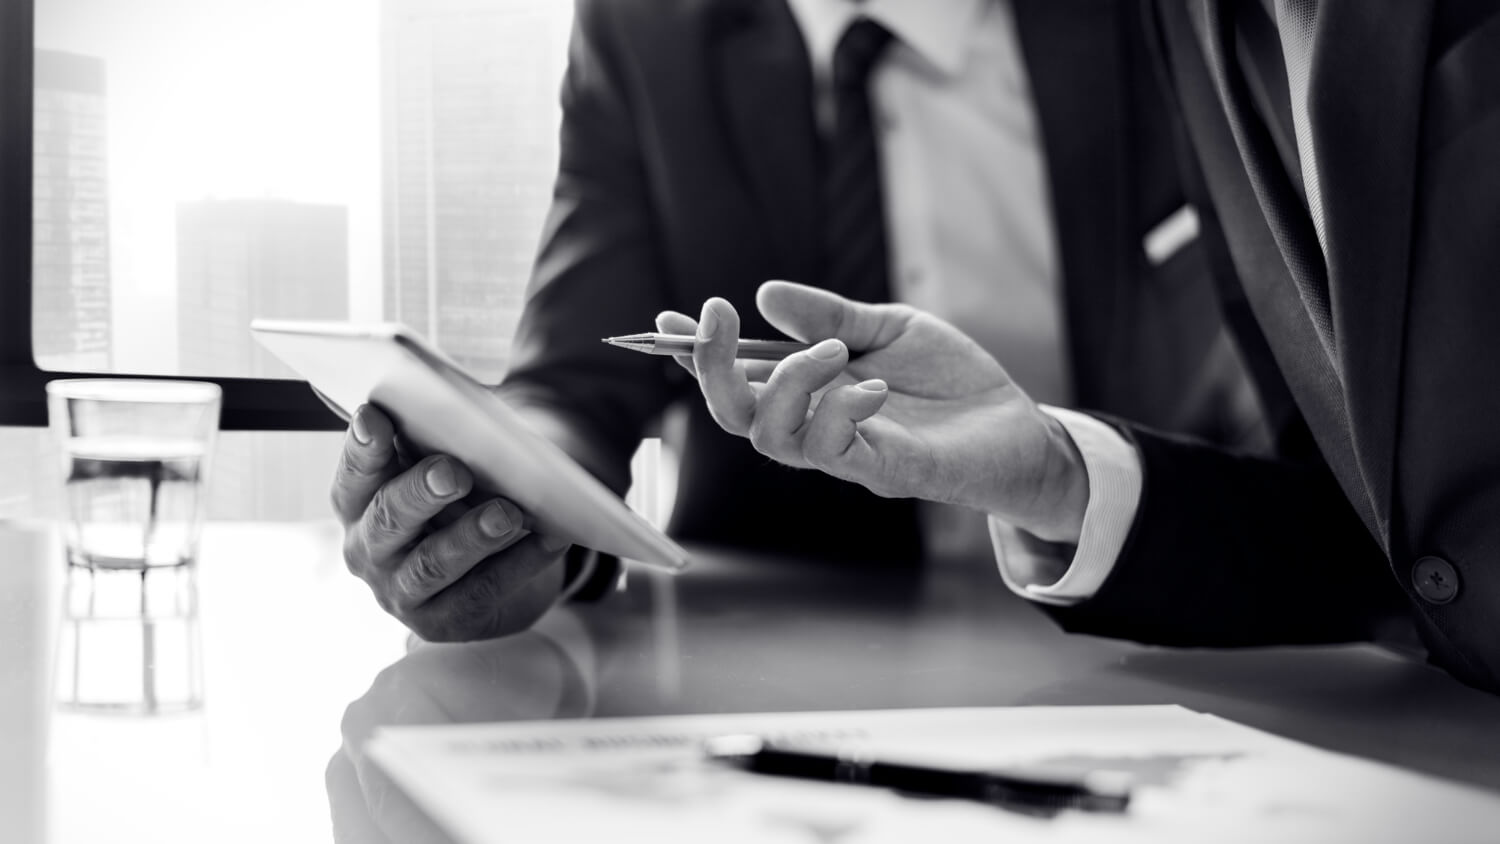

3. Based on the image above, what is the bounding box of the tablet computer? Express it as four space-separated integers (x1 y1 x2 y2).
250 319 689 573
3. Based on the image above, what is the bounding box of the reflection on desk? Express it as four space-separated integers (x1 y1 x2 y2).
0 521 413 844
330 544 1500 843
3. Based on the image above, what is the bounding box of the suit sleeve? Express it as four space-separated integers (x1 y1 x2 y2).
1040 418 1408 647
498 0 682 496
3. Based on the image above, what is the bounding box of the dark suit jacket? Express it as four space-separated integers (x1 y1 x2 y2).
1050 0 1500 692
501 0 1260 564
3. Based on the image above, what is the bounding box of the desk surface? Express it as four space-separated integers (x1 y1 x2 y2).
4 521 1500 843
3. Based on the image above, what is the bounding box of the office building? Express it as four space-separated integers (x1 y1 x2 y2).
176 199 348 520
380 0 567 383
32 49 112 373
1 50 113 519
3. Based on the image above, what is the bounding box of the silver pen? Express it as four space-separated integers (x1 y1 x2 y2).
603 333 812 362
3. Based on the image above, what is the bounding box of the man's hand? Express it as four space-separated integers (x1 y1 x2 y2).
657 281 1090 544
329 404 572 641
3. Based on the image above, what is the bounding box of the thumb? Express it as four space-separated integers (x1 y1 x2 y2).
756 280 905 352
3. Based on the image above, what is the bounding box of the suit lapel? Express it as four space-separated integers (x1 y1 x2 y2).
1164 0 1377 537
1011 0 1127 411
1308 0 1433 548
1195 0 1339 371
709 0 822 287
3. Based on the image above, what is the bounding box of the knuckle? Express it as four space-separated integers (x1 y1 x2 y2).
830 301 850 337
329 484 346 521
329 457 365 519
802 440 834 473
336 442 377 482
333 448 359 482
746 420 779 456
707 404 749 438
367 488 404 540
341 531 367 577
371 581 398 617
395 546 444 609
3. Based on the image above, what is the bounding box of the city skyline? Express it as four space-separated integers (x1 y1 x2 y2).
380 0 570 384
12 1 577 521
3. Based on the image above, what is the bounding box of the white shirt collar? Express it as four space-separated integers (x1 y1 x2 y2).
785 0 988 78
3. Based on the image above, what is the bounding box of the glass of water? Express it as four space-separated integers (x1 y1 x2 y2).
46 379 221 571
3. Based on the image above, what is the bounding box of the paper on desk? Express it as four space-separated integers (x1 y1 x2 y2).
366 705 1500 844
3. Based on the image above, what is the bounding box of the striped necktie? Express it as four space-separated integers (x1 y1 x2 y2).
822 17 894 303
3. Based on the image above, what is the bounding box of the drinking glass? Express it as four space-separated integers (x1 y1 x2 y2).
46 379 221 571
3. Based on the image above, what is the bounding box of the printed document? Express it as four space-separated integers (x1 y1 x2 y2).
367 705 1500 843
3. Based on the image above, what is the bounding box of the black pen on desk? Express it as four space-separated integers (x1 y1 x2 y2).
603 333 812 362
703 735 1131 814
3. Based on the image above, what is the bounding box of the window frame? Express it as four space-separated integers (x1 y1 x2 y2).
0 0 341 431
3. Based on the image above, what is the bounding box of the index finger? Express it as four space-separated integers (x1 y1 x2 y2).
330 404 400 525
655 309 699 378
756 280 908 351
692 298 759 436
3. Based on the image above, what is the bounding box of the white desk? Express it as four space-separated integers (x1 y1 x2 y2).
1 521 409 844
5 520 1500 843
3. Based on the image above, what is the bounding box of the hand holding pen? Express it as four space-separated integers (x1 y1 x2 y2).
613 282 1091 547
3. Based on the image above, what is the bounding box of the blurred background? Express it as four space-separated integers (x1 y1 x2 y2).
5 0 575 522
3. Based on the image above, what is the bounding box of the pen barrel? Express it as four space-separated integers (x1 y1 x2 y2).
715 743 1129 814
868 761 993 800
743 747 849 781
870 763 1126 812
732 339 812 361
604 334 812 361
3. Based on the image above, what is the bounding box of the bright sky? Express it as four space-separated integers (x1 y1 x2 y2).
37 0 384 371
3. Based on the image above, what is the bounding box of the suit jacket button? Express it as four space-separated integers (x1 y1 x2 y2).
1412 556 1460 605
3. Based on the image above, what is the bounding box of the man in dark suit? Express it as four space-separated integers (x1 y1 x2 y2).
327 0 1260 642
1084 0 1500 690
679 0 1500 693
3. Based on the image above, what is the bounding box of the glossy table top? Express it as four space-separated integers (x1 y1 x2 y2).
5 520 1500 843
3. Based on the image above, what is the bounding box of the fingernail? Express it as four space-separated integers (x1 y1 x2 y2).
425 461 456 497
351 408 372 445
810 339 845 360
858 379 887 392
698 305 718 340
479 501 513 538
541 534 571 554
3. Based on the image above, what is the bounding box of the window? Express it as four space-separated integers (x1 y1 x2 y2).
0 0 575 520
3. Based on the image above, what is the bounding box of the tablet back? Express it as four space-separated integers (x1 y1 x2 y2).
251 320 689 573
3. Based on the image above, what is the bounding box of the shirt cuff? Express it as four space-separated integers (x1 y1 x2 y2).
989 406 1142 606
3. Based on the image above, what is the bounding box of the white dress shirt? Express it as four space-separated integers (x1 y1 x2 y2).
785 0 1141 598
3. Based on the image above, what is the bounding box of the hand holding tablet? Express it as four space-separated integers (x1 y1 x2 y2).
251 320 689 640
